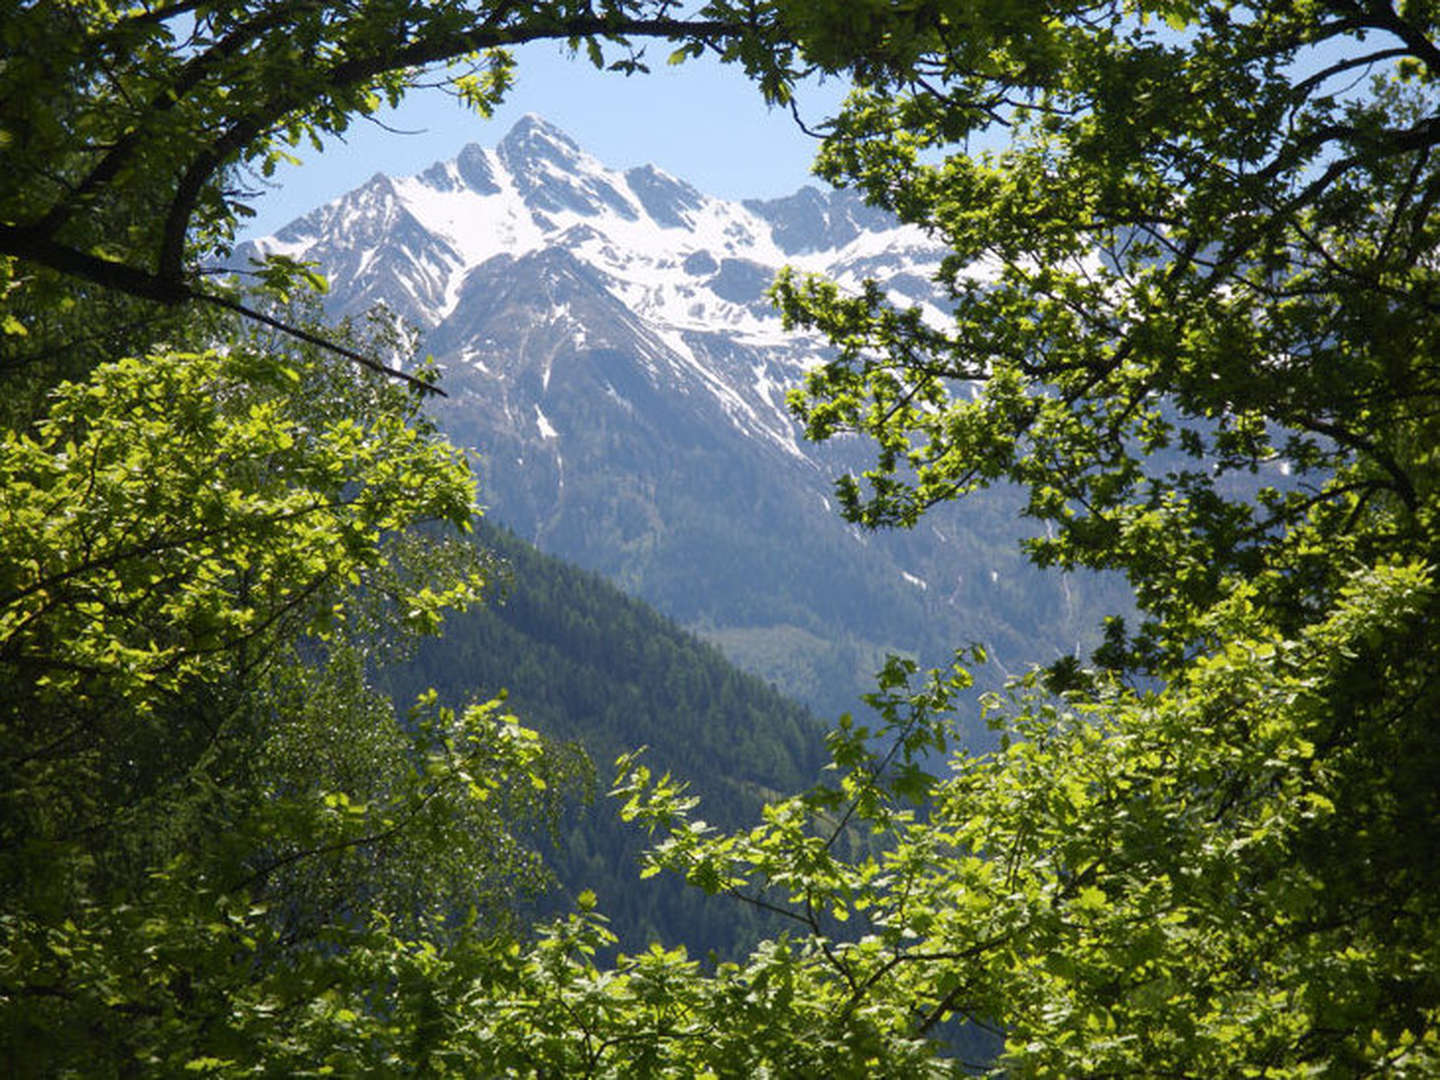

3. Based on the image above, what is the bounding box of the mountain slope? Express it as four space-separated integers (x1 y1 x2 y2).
242 115 1128 715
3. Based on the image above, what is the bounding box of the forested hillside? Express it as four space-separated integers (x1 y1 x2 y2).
384 520 829 953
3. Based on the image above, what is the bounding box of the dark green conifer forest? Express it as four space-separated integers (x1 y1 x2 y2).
388 519 829 955
4 1 1439 1075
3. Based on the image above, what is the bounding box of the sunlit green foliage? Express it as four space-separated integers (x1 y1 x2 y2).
0 3 808 1069
725 0 1440 1072
0 333 592 1072
6 0 1440 1075
778 2 1440 663
622 560 1440 1075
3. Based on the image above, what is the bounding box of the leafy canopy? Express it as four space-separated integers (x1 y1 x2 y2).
0 318 590 1073
7 0 1440 1075
701 0 1440 1073
779 1 1440 663
0 2 812 1070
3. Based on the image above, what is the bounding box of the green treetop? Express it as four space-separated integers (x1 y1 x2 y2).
778 1 1440 662
722 0 1440 1072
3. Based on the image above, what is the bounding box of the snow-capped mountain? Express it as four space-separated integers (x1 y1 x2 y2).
241 115 1117 716
249 115 946 460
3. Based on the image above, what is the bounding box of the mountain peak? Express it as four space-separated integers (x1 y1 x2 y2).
743 186 895 255
498 114 583 165
495 113 638 223
245 112 947 347
624 163 703 229
232 121 1066 728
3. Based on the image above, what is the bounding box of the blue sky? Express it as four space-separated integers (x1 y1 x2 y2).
237 43 849 240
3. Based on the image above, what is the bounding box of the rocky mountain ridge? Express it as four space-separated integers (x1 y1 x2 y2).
241 115 1121 717
248 114 947 460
